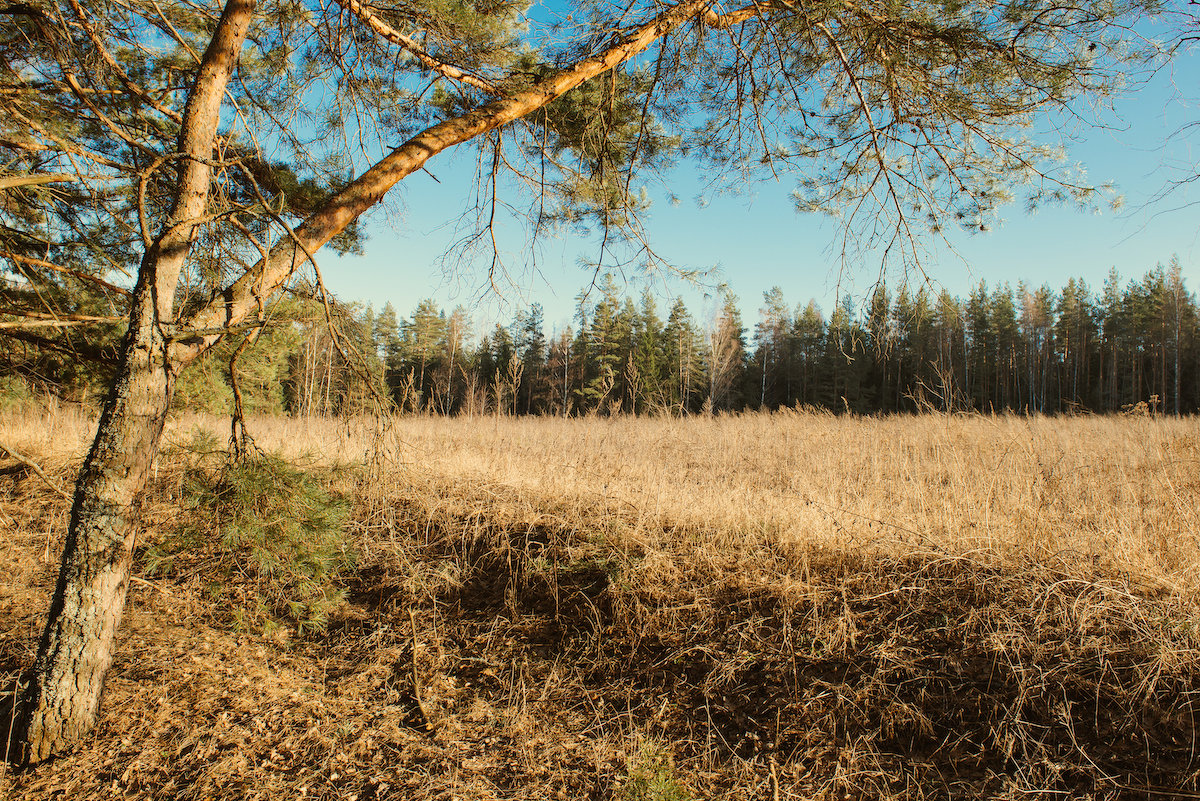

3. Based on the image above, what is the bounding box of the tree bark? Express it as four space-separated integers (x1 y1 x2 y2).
13 284 176 764
13 0 256 764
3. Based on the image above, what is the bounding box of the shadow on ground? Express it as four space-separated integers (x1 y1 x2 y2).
4 501 1199 799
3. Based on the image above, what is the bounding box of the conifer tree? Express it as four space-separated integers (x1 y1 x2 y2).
487 323 516 412
514 303 548 414
578 275 625 412
662 298 704 414
1163 257 1194 415
400 299 448 410
632 290 665 413
864 283 892 411
793 301 825 408
3 0 1167 761
1019 284 1056 412
989 284 1020 411
1053 278 1097 410
965 281 993 411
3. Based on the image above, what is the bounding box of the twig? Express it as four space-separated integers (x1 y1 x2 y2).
0 439 71 500
1115 785 1200 800
129 576 171 596
408 608 436 733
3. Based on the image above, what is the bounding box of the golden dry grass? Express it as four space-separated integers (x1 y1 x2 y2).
2 403 1200 800
13 404 1197 579
363 410 1200 585
8 403 1198 564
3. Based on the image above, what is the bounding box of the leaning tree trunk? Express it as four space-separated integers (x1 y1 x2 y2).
14 283 177 763
13 0 256 764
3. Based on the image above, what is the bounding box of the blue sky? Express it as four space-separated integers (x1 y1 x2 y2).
322 35 1200 337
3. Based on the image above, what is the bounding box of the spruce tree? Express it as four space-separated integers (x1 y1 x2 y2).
662 298 704 414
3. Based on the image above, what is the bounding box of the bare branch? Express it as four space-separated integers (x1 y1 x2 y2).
0 318 120 329
0 440 72 500
0 310 122 325
334 0 502 94
0 174 75 190
1 250 133 297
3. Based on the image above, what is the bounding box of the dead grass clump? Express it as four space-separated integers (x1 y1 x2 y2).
334 466 1200 799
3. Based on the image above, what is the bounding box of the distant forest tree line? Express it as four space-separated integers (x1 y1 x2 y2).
5 260 1197 416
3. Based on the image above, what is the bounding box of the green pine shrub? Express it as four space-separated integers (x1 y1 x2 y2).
145 441 354 637
0 375 34 411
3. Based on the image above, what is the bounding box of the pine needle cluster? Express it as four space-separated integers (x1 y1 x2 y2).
144 433 354 637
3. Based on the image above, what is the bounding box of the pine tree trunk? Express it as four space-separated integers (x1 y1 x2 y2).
12 0 256 763
14 283 176 763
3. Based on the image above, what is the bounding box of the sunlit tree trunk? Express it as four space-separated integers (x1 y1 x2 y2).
15 277 176 763
14 0 256 763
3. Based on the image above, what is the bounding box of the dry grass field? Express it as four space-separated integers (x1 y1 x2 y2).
2 403 1200 799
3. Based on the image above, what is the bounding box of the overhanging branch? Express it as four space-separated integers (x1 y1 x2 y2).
180 0 768 355
0 327 120 364
335 0 502 94
0 174 76 190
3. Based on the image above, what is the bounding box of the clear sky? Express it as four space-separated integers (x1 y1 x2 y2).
322 34 1200 338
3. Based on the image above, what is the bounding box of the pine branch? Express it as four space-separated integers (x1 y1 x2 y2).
0 174 75 190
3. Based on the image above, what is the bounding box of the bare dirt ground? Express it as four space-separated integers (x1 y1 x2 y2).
2 408 1199 800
